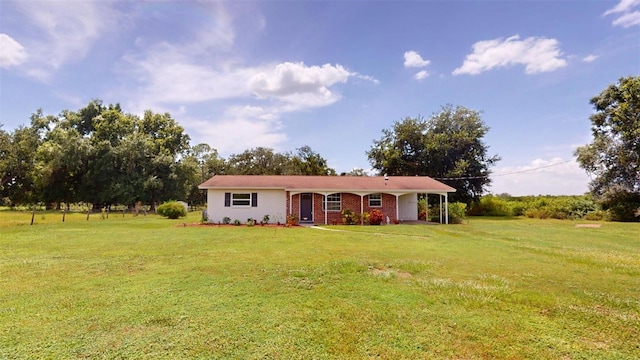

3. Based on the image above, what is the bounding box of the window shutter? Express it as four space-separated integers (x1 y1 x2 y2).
251 193 258 207
224 193 231 207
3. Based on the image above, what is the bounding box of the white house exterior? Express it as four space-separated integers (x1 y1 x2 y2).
206 188 287 224
198 175 456 225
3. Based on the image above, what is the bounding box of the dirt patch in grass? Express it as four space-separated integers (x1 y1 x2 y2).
575 224 602 228
370 267 412 279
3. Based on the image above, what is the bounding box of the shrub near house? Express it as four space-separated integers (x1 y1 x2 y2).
369 209 384 225
157 201 187 219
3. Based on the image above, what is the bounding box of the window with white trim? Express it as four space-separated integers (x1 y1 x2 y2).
232 193 251 207
369 193 382 207
322 193 341 211
224 192 258 207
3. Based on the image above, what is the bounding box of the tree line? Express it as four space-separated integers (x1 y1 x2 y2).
0 100 334 210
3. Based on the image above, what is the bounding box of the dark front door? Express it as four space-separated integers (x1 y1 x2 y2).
300 193 313 222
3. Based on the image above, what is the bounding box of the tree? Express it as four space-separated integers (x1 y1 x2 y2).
575 76 640 221
341 168 370 176
290 145 336 175
367 105 500 203
367 117 428 176
1 125 41 205
183 144 226 206
227 147 286 175
34 125 90 209
225 146 335 175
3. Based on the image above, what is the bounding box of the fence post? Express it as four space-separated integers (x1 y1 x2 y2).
30 207 35 225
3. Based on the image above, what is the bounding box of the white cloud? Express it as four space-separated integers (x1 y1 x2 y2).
489 158 590 196
605 0 640 27
453 35 567 75
403 50 430 68
123 48 254 104
117 4 375 153
604 0 640 15
12 1 116 80
414 70 429 80
181 106 287 154
582 54 598 63
0 34 27 68
248 62 352 107
612 11 640 27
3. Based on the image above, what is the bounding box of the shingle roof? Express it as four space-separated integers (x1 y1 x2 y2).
198 175 455 193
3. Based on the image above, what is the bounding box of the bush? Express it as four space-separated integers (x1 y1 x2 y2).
233 219 241 226
369 209 384 225
223 216 231 225
286 214 299 226
157 201 187 219
584 210 611 221
341 209 358 225
418 198 428 220
468 195 512 216
361 212 371 225
470 195 599 220
448 202 467 224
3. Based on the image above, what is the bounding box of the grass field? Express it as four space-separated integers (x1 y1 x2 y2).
1 211 638 359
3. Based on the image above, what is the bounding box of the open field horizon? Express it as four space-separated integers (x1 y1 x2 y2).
1 212 638 359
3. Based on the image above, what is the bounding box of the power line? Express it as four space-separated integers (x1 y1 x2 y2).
434 160 573 181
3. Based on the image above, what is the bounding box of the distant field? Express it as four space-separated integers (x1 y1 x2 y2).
1 212 638 359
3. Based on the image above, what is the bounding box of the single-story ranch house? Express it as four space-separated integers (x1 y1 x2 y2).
198 175 456 225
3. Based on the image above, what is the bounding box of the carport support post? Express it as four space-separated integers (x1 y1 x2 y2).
395 194 399 223
439 195 442 224
360 194 364 225
445 193 449 225
324 192 328 225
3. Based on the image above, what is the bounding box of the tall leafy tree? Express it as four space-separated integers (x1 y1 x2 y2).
226 146 335 175
34 124 90 209
82 107 134 207
0 125 9 194
291 145 336 175
227 147 291 175
190 143 226 180
1 125 41 205
367 117 428 176
367 105 500 203
575 76 640 221
183 144 226 205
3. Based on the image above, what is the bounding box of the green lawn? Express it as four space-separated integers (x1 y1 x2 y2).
1 212 638 359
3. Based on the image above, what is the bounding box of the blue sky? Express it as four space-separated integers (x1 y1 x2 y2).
1 0 638 195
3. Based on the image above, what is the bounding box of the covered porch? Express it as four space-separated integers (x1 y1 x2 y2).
287 190 451 225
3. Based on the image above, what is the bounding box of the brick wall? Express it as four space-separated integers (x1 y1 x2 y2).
287 192 398 225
